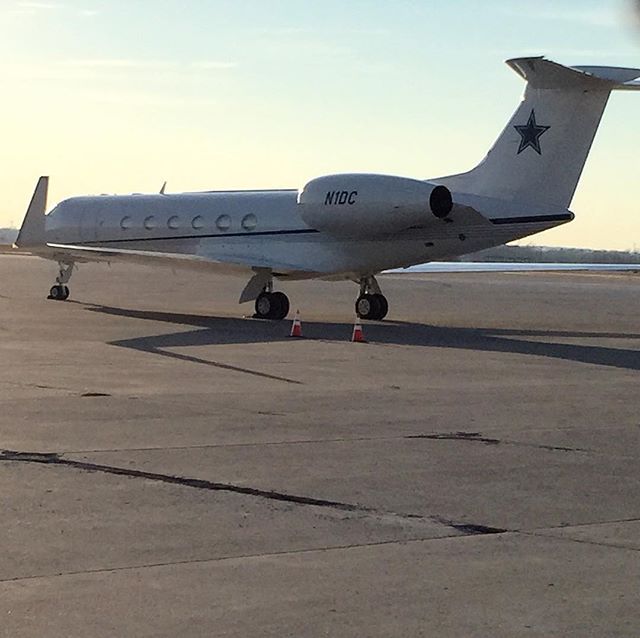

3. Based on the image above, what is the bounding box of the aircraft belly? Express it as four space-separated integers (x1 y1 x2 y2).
65 217 567 280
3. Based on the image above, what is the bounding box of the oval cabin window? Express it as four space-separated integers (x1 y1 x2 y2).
168 215 180 229
120 216 132 230
192 215 204 230
241 213 257 231
216 214 231 231
144 216 156 230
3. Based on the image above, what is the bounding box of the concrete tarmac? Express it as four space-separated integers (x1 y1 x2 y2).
1 255 639 637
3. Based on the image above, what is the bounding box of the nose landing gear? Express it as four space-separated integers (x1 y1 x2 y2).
48 262 74 301
48 284 70 301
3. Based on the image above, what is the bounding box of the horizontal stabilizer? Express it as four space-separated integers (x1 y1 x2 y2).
572 65 640 90
507 57 640 90
15 176 48 248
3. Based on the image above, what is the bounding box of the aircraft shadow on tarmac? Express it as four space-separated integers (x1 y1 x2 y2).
80 303 640 374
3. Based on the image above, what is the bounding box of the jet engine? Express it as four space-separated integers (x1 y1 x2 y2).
297 174 453 236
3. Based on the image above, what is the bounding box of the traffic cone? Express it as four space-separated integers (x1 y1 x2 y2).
289 309 303 338
351 316 366 343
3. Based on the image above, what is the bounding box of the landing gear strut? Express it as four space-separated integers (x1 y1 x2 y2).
48 262 73 301
355 276 388 321
253 280 290 320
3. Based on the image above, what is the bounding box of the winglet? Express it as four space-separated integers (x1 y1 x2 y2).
15 176 49 248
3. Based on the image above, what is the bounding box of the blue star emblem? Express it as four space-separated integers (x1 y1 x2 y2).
514 110 550 155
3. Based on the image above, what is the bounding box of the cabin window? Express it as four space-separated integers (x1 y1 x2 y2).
192 216 204 230
120 216 132 230
168 215 180 229
144 216 156 230
216 214 231 231
241 213 257 231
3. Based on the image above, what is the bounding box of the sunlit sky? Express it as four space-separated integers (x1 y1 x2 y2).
1 0 639 249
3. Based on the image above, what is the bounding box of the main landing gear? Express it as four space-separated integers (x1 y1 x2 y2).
48 262 74 301
244 272 388 321
254 282 290 321
355 276 389 321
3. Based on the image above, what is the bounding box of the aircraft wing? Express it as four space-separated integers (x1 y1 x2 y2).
44 243 318 277
386 262 640 274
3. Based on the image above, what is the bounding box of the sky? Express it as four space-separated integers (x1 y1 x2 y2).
1 0 639 250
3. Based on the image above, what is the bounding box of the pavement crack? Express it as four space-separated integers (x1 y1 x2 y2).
406 432 587 453
0 449 507 537
407 432 501 445
441 522 506 535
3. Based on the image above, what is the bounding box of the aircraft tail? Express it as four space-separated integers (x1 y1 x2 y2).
15 176 48 248
439 57 640 209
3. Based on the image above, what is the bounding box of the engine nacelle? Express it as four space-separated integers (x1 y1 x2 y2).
298 174 453 236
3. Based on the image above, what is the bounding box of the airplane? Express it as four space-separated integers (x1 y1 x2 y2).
14 56 640 321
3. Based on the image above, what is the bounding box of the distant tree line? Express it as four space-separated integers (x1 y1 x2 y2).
459 244 640 264
0 228 18 244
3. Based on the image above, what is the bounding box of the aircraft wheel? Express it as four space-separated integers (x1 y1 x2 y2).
270 291 290 320
372 293 388 320
254 292 290 320
48 284 68 301
356 294 380 320
255 292 273 319
356 293 389 320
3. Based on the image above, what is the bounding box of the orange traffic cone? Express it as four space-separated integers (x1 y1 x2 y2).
290 309 303 338
351 316 366 343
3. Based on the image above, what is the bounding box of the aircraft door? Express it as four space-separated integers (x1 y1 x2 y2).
79 210 97 242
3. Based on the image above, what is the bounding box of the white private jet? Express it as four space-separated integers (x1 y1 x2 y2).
15 57 640 320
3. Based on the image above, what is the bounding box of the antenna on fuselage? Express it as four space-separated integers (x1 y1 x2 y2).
160 181 167 195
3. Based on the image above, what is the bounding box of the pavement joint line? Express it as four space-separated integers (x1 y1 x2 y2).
0 448 506 537
0 531 518 585
53 432 592 456
2 524 640 586
518 530 640 553
60 434 418 455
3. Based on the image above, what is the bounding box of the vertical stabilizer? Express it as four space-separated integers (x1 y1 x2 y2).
438 58 640 209
15 176 49 248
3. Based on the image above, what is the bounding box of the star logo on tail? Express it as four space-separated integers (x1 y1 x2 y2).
514 110 550 155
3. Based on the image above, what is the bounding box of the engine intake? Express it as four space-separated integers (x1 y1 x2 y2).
429 185 453 219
